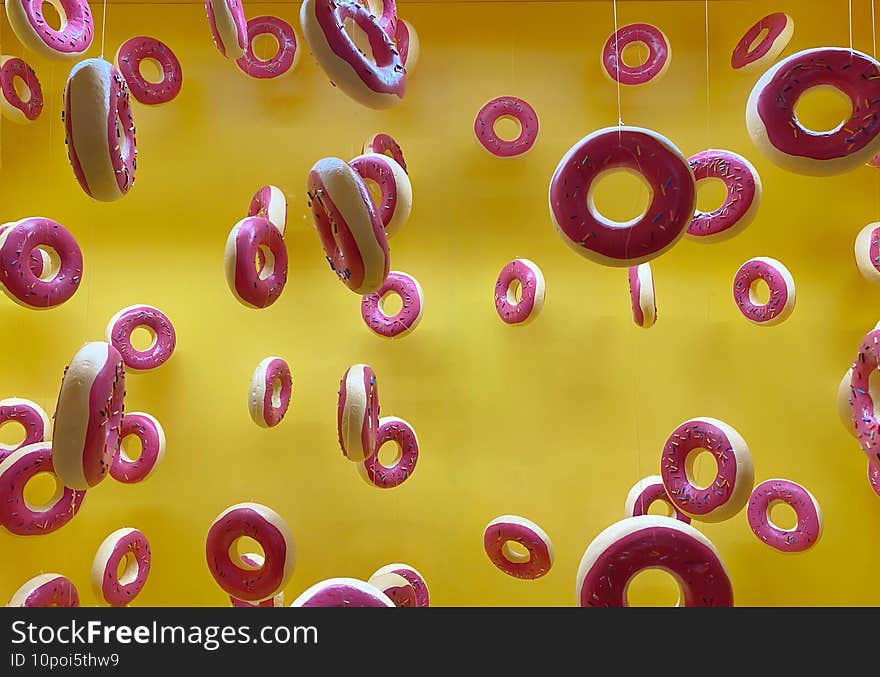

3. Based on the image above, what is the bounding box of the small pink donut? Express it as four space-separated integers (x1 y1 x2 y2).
248 185 287 235
308 157 389 295
394 19 419 75
627 263 656 328
205 503 296 603
300 0 406 110
205 0 247 59
363 133 407 173
337 364 380 463
224 216 288 309
0 57 42 123
360 271 423 339
115 37 182 105
576 515 733 607
686 150 762 242
7 573 80 607
358 416 418 488
370 563 428 606
349 153 412 237
624 475 691 524
366 571 417 607
290 578 394 607
494 259 545 326
731 13 794 72
869 461 880 497
850 327 880 462
474 96 539 158
0 217 83 310
236 16 300 80
483 515 553 580
63 58 137 202
5 0 93 59
747 479 822 553
111 413 165 483
732 257 796 326
602 23 671 86
106 304 176 371
52 341 126 491
230 554 284 607
854 222 880 283
0 443 86 536
0 397 50 462
91 528 150 607
249 357 292 428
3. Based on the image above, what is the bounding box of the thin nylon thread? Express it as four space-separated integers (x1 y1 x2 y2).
612 0 622 132
705 0 710 144
101 0 108 57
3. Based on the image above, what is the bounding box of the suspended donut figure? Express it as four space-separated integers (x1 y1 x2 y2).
204 0 247 59
474 96 539 158
483 515 553 580
290 578 394 607
361 272 423 339
394 18 419 75
732 257 796 326
115 37 183 105
0 398 50 462
236 16 300 79
248 185 287 234
92 528 151 607
349 153 412 237
370 563 428 606
111 413 165 483
627 263 656 328
364 133 408 173
0 56 42 123
5 0 93 60
731 13 794 73
7 574 79 607
686 149 761 242
357 416 419 488
747 479 823 553
602 23 671 86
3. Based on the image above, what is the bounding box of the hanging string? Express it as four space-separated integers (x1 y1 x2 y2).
612 0 622 134
873 0 877 56
704 0 710 145
849 0 854 53
100 0 108 58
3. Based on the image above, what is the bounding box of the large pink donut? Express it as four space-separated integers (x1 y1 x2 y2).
363 133 407 173
850 327 880 463
474 96 539 158
236 16 300 79
308 157 389 295
337 364 380 463
205 0 247 59
0 217 83 310
248 357 292 428
0 443 86 536
115 37 182 105
602 23 671 85
732 257 796 326
576 515 733 607
0 397 50 462
248 185 287 235
660 417 755 523
52 342 126 491
869 461 880 497
483 515 553 580
5 0 93 59
0 57 42 123
624 475 690 524
747 479 822 553
628 263 656 328
63 58 137 202
854 222 880 283
7 573 80 607
370 563 428 607
746 48 880 175
91 527 150 607
366 571 417 607
225 216 288 309
686 150 761 241
358 416 418 488
360 271 423 339
494 258 545 326
230 554 284 607
349 153 412 237
290 578 394 607
549 126 696 267
111 412 165 483
106 304 176 371
731 13 794 72
300 0 405 109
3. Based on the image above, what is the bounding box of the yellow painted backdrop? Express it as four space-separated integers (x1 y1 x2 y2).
1 0 879 606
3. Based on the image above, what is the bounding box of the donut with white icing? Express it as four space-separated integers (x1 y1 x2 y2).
248 357 292 428
483 515 553 580
624 475 690 524
236 16 300 79
370 562 428 606
7 574 79 607
115 37 182 105
91 527 150 607
51 341 126 491
63 58 137 202
363 133 407 173
0 56 42 123
731 13 794 72
576 515 733 607
474 96 539 158
732 257 795 326
111 413 164 483
358 416 418 488
337 364 380 463
747 479 822 553
366 571 416 607
248 185 287 235
494 259 545 325
5 0 93 60
290 578 394 607
0 398 50 462
686 149 761 241
549 126 696 267
855 222 880 283
204 0 247 59
349 153 412 237
225 216 288 309
627 263 656 328
360 271 423 339
746 48 880 176
394 19 419 75
106 304 176 371
230 554 285 607
602 23 671 86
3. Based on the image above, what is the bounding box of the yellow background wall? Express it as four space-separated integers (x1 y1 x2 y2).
1 0 879 606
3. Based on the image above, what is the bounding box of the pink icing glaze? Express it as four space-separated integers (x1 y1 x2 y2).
337 365 380 460
260 358 292 427
602 23 669 85
349 154 400 231
248 186 287 233
483 520 552 580
108 305 176 371
627 264 656 327
82 345 125 487
230 554 281 607
747 479 821 553
474 97 539 158
870 226 880 273
0 217 82 309
111 413 162 483
0 226 50 278
383 566 428 606
12 0 93 55
100 529 150 607
394 17 411 65
869 461 880 496
297 581 391 607
230 216 288 308
0 400 49 462
236 16 298 79
731 13 791 70
19 576 80 607
732 258 791 324
205 0 247 58
494 260 542 325
116 37 182 105
360 0 397 34
0 443 86 536
360 272 422 339
360 417 418 488
364 133 407 173
687 150 759 239
0 58 42 121
850 329 880 463
628 479 691 524
376 579 416 607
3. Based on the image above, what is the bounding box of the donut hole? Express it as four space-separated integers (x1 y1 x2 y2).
589 169 653 227
626 568 681 607
270 377 283 409
12 75 32 103
40 0 66 31
696 177 729 214
230 537 265 569
748 27 771 53
256 245 275 281
492 115 522 143
793 85 853 135
344 17 375 64
684 448 718 490
748 278 772 305
768 500 799 531
251 33 280 63
376 439 402 468
115 114 132 159
22 471 62 511
501 540 531 565
620 41 649 69
137 57 165 85
120 433 143 463
0 420 27 448
379 291 403 317
130 325 157 352
33 246 61 282
506 279 523 305
117 551 139 586
363 177 383 207
647 498 674 518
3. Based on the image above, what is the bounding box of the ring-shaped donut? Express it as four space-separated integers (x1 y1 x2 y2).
394 19 419 75
106 304 176 371
483 515 553 580
115 36 182 105
91 527 150 607
349 153 412 237
225 216 288 309
248 185 287 235
855 222 880 283
358 416 418 488
236 16 300 79
205 0 247 59
474 96 539 158
849 327 880 463
248 357 292 428
747 479 822 553
627 263 656 328
624 475 690 524
111 412 165 483
0 56 42 123
7 574 79 607
363 133 407 173
5 0 93 60
290 578 394 607
494 259 545 326
370 563 428 606
337 364 380 463
686 149 762 241
0 398 50 462
360 271 423 339
731 13 794 72
732 257 796 326
602 23 671 86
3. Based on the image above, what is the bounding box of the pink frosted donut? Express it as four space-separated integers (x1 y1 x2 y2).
363 133 407 173
63 58 137 202
576 515 733 607
248 185 287 235
627 263 656 328
549 126 696 267
0 217 83 310
849 327 880 462
0 398 50 462
474 97 539 158
731 13 794 72
337 364 380 463
52 341 126 491
290 578 394 607
230 554 284 607
205 0 247 59
7 573 79 607
308 157 389 295
869 461 880 496
494 258 545 326
624 475 690 524
206 502 296 602
0 57 42 123
602 23 671 86
5 0 93 60
0 443 86 536
370 563 428 606
747 479 822 553
366 571 416 607
225 216 288 309
855 222 880 283
360 271 423 339
91 528 150 607
358 416 418 488
115 37 182 105
483 515 553 580
300 0 406 110
661 417 755 523
105 304 176 371
236 16 300 80
349 153 412 237
111 412 164 483
248 357 292 428
732 257 796 326
394 19 419 75
686 149 762 241
747 48 880 176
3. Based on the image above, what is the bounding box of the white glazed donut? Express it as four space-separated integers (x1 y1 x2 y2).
366 571 417 607
7 573 79 607
336 364 380 463
248 357 293 428
290 577 395 607
248 185 287 236
370 562 429 606
91 527 151 607
855 222 880 283
627 263 656 328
